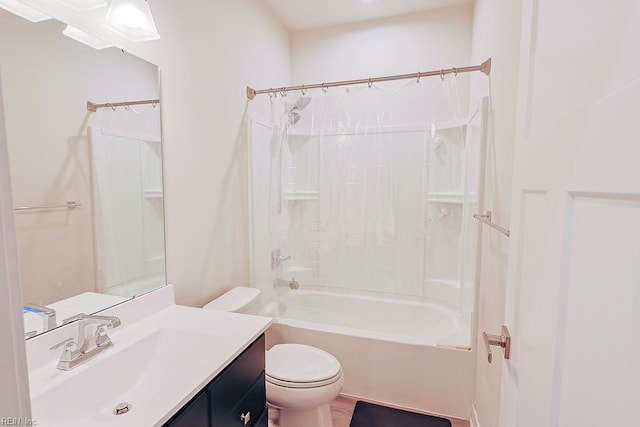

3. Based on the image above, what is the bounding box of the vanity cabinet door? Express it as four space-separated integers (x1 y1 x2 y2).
229 373 267 427
209 335 266 426
164 390 209 427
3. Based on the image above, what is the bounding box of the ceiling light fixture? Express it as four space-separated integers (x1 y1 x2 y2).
0 0 52 22
63 25 112 49
105 0 160 42
57 0 107 12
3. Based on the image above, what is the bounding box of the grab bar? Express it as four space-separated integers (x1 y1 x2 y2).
473 211 510 237
14 201 82 212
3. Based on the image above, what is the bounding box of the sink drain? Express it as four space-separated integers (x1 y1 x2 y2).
114 402 132 415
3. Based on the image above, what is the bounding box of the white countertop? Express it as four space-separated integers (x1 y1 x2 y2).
26 285 272 426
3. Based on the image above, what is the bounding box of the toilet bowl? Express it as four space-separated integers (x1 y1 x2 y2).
266 343 344 427
203 287 344 427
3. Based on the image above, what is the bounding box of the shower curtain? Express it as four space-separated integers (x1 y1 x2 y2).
257 73 479 308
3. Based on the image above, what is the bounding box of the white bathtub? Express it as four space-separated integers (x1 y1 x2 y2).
267 289 468 347
263 289 475 419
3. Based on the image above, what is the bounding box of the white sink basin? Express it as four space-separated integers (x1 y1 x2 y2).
28 301 272 427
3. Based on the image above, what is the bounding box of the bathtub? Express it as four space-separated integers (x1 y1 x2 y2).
263 289 476 419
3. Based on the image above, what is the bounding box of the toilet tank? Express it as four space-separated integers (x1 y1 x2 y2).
203 286 262 314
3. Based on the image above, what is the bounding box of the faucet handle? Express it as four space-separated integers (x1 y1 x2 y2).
50 338 77 352
94 324 113 347
50 338 81 365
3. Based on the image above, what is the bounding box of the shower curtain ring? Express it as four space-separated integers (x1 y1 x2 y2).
440 69 445 80
416 72 421 83
301 86 306 96
453 67 458 77
367 78 372 88
281 88 287 97
321 83 328 93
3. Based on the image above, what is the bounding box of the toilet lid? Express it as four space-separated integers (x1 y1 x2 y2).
266 344 342 384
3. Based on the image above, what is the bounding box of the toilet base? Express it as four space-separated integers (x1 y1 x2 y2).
277 403 333 427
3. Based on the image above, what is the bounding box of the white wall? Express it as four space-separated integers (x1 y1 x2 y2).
291 5 473 84
0 11 159 305
468 0 522 426
122 1 291 306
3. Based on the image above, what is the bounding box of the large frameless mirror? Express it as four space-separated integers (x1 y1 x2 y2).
0 9 166 339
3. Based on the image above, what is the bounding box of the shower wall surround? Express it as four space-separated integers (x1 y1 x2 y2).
251 76 485 336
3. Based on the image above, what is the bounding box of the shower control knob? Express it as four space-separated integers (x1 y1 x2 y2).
271 248 291 269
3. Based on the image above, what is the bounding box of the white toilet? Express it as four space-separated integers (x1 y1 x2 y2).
203 287 344 427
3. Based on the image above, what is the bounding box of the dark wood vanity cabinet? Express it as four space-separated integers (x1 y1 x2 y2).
164 334 267 427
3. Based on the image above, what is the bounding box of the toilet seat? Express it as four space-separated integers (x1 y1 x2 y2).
266 370 343 388
266 344 342 388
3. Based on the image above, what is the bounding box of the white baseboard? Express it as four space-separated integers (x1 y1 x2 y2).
470 403 481 427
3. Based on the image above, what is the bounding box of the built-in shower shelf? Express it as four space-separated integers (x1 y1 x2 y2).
143 189 163 199
430 278 474 290
426 192 477 204
283 190 319 201
286 266 315 274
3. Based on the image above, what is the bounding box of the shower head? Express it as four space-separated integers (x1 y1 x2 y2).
289 110 301 125
293 96 311 111
286 96 310 126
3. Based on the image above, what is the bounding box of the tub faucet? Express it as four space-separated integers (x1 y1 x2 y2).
50 314 121 370
274 277 299 290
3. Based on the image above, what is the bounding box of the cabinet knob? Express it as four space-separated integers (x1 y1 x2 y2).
239 411 251 425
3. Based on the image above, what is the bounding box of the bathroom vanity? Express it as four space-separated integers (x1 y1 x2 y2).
164 335 267 427
26 286 272 426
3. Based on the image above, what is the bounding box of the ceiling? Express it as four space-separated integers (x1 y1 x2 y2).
261 0 473 32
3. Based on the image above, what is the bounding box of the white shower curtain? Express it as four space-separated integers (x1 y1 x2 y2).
264 74 476 301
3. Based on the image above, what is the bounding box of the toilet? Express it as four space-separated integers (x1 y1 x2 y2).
203 287 344 427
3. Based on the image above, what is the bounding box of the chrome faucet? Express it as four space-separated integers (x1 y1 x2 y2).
50 314 121 370
24 303 57 332
274 277 300 290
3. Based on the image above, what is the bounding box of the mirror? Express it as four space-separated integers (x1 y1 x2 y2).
0 10 166 339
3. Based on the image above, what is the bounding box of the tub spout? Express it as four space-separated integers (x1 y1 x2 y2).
274 277 299 290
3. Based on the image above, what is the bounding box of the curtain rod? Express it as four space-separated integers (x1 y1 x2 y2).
87 99 160 112
246 58 491 100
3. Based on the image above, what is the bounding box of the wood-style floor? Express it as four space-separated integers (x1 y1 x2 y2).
269 395 470 427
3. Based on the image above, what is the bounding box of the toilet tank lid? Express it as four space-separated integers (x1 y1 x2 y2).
203 287 261 312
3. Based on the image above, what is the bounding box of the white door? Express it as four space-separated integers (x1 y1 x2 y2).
498 1 640 426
